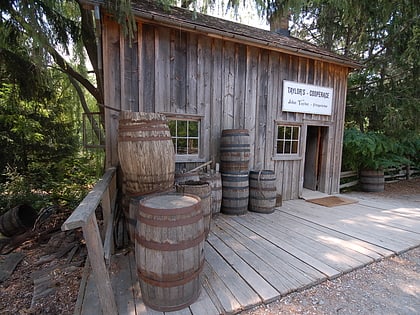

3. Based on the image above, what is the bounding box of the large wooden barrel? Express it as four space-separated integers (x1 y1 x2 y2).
221 173 249 215
118 111 175 196
249 170 277 213
0 205 38 237
135 193 204 312
176 181 211 238
220 129 250 174
360 169 385 192
200 172 222 215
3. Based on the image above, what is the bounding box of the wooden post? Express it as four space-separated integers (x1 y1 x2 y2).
82 213 118 315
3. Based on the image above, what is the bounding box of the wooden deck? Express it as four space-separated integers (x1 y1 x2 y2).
76 192 420 315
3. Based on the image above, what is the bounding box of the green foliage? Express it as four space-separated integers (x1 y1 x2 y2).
0 73 104 214
0 151 102 214
342 128 413 172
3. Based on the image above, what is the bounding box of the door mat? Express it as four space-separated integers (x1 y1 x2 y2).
306 196 358 207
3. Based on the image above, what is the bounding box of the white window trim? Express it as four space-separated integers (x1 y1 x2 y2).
272 122 303 160
164 113 205 163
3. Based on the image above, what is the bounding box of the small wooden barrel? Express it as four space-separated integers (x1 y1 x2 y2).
360 169 385 192
220 129 250 174
221 173 249 215
176 181 211 238
0 205 38 237
200 172 222 215
135 193 204 312
249 170 277 213
118 111 175 196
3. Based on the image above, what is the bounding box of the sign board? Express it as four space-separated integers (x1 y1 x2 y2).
282 80 334 115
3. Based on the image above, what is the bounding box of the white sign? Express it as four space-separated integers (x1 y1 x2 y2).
282 81 334 116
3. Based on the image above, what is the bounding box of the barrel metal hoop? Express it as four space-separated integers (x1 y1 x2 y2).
222 196 249 201
137 259 204 288
118 135 172 142
118 119 167 125
136 231 205 251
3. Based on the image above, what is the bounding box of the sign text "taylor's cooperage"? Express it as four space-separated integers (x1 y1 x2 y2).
282 81 334 115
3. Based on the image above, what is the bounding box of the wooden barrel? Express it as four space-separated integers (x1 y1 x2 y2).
127 197 142 243
249 170 277 213
200 172 222 215
220 129 250 174
118 111 175 196
135 193 204 311
360 169 385 192
221 173 249 215
176 181 211 238
0 205 38 237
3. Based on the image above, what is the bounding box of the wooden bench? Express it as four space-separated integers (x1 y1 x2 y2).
61 167 118 315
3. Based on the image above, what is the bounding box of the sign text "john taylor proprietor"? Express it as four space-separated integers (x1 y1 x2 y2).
282 81 334 116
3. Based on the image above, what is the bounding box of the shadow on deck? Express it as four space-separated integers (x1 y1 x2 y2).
76 193 420 315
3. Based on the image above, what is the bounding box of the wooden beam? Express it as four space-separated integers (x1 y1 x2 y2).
82 213 118 315
62 167 116 231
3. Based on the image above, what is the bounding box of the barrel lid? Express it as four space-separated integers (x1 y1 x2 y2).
141 193 199 209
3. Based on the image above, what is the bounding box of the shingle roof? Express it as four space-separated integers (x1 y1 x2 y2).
86 0 362 69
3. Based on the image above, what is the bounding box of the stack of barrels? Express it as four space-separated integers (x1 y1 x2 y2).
220 129 250 215
220 128 277 215
118 111 204 312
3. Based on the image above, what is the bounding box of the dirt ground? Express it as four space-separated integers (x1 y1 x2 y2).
242 178 420 315
0 178 419 315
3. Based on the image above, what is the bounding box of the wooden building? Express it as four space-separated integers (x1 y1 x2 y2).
87 0 360 201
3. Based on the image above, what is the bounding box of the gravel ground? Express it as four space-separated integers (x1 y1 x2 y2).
242 179 420 315
242 246 420 315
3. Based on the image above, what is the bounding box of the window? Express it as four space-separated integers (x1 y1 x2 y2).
276 125 300 155
168 119 200 155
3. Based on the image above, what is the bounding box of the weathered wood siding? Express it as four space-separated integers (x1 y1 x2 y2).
102 16 349 200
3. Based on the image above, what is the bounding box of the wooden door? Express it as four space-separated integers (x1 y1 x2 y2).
304 126 326 190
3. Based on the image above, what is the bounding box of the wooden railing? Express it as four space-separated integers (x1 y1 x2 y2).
61 167 118 315
340 165 419 190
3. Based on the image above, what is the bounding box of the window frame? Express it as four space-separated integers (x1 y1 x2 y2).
164 113 205 163
273 122 303 160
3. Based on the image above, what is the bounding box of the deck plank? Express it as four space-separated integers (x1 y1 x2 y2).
250 211 375 268
128 251 164 315
231 215 341 278
282 201 417 252
112 252 137 315
200 258 242 314
204 241 262 311
189 276 220 315
296 200 420 244
75 195 420 315
215 218 323 291
208 229 280 302
278 210 393 259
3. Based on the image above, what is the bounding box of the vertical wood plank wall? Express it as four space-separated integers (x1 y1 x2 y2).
103 17 350 200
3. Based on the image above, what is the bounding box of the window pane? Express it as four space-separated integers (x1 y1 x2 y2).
168 120 176 137
292 127 299 140
188 121 198 137
284 127 292 139
278 126 284 139
276 124 300 155
284 141 291 153
177 121 187 137
277 140 284 154
292 141 298 153
177 138 187 154
188 139 199 154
